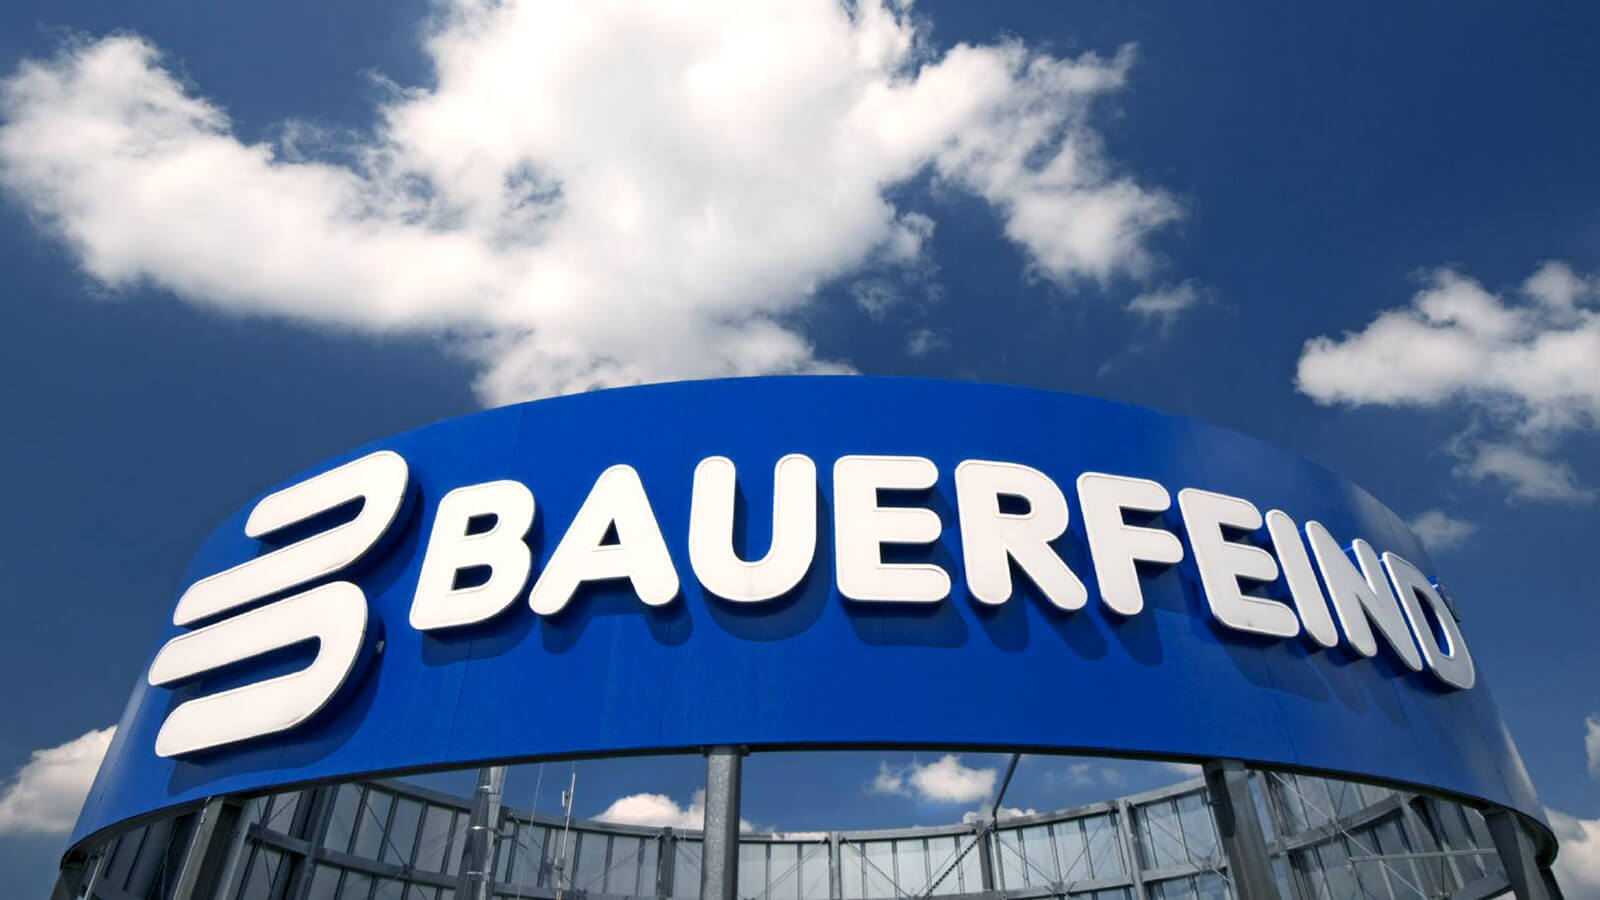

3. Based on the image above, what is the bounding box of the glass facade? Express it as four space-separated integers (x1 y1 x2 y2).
65 767 1515 900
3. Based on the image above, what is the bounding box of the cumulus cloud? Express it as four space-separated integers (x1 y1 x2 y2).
0 1 1180 406
0 726 114 835
1549 808 1600 899
1296 263 1600 502
872 755 997 803
594 789 751 832
1406 510 1478 552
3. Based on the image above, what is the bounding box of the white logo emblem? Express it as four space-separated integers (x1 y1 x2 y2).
147 451 409 757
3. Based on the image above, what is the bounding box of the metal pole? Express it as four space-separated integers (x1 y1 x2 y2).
1484 809 1556 900
659 827 678 900
828 833 842 900
1115 799 1149 900
1202 761 1280 900
975 820 996 895
701 746 744 900
989 755 1021 821
457 765 507 900
170 797 242 900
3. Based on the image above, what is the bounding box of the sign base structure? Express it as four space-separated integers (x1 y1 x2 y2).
55 754 1561 900
60 377 1565 898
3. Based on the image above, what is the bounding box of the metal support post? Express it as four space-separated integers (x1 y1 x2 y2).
701 747 744 900
1202 761 1280 900
658 827 677 900
1115 799 1149 900
1258 775 1309 900
1484 809 1556 900
975 820 996 895
457 765 507 900
170 797 245 900
828 834 843 900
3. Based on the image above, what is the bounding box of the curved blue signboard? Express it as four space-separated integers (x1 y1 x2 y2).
72 377 1545 849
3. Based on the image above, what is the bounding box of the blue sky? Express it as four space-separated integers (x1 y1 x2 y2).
0 0 1597 895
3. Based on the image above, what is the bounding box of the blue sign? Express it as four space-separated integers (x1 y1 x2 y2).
72 377 1545 849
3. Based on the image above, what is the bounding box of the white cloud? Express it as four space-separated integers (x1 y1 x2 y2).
1296 262 1600 503
0 1 1179 407
964 805 1037 823
909 755 998 803
1160 761 1204 777
1042 761 1129 789
1406 509 1478 552
1126 280 1204 330
594 789 751 832
1587 715 1600 779
873 755 997 804
1453 442 1595 503
871 761 910 796
1549 808 1600 899
0 726 114 835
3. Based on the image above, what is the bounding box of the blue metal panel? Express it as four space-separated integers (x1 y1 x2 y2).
69 377 1546 848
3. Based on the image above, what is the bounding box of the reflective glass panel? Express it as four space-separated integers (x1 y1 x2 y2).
994 830 1028 889
1141 801 1186 869
324 785 363 853
1054 819 1089 883
800 841 832 900
352 789 394 860
305 864 341 900
768 842 801 900
1195 872 1228 900
1177 792 1217 863
239 847 285 900
338 871 373 900
266 792 301 834
415 805 454 872
1085 814 1124 878
738 841 767 899
897 837 930 893
639 838 660 898
574 832 608 892
674 840 703 900
1316 839 1357 900
385 798 422 865
1019 825 1055 884
443 811 471 875
609 834 642 895
863 840 896 898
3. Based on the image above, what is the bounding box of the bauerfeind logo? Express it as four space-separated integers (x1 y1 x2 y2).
148 448 1474 758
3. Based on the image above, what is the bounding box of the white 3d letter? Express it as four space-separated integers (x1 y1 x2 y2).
1303 521 1423 671
148 583 366 758
955 460 1085 610
834 456 949 603
1178 489 1297 638
174 450 409 625
1263 510 1339 648
529 465 680 615
689 455 817 602
1382 552 1475 689
1076 473 1184 615
149 450 409 756
410 480 536 630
